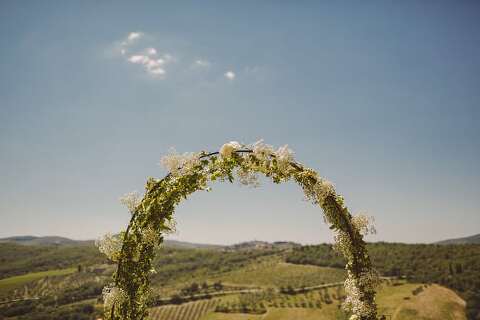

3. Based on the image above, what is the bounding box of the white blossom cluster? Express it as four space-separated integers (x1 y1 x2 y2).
142 226 160 245
219 141 242 158
219 140 294 165
119 191 142 214
216 140 296 187
343 270 379 319
236 167 260 187
302 178 335 207
102 285 127 313
251 139 274 159
275 144 294 170
96 233 123 261
163 218 177 235
333 230 353 260
160 148 201 175
351 214 376 236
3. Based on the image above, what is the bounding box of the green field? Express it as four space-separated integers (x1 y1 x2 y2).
0 268 76 294
208 258 345 289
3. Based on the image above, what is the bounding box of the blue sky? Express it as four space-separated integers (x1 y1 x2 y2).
0 1 479 244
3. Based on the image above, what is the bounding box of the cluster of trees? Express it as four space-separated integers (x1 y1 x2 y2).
286 243 480 320
215 293 267 314
0 243 106 278
179 281 224 296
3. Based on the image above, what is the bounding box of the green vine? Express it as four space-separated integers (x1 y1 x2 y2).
97 141 379 320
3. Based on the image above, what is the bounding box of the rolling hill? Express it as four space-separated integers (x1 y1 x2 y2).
436 233 480 245
0 236 479 319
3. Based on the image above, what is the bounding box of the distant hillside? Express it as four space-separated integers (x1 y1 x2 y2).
436 233 480 245
162 239 224 250
226 240 301 251
0 236 90 246
0 235 222 249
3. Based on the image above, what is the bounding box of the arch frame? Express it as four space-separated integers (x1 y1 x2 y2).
98 141 379 320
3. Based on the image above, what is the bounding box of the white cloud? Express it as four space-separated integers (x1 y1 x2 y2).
146 48 157 55
149 68 166 75
127 32 142 42
114 31 175 78
224 71 235 80
127 53 171 77
120 32 144 48
195 59 210 67
163 54 174 62
114 32 244 81
128 55 149 64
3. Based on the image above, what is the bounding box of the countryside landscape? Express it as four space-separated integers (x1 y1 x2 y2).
1 1 480 320
0 234 479 319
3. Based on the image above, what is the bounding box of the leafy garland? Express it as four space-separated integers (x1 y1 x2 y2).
97 140 379 320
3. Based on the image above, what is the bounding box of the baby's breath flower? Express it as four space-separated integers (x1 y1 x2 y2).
102 285 126 313
236 168 260 187
119 191 142 214
314 179 335 204
160 148 200 175
351 214 376 236
96 233 122 261
164 218 177 235
142 226 160 245
343 270 379 318
275 145 294 171
219 141 242 158
251 139 274 159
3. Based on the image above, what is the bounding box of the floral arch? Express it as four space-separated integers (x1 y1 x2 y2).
97 140 379 320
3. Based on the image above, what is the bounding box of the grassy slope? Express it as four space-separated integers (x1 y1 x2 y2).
197 283 466 320
0 268 76 294
0 243 105 279
208 258 345 289
390 284 466 320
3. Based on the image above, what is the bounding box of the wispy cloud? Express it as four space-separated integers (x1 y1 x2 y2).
224 71 236 80
127 32 142 41
121 32 143 48
114 33 244 82
194 59 210 67
146 48 157 55
118 32 173 78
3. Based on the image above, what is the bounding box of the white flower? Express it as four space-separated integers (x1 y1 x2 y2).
142 226 160 245
351 214 376 236
102 285 126 312
96 233 122 261
219 141 242 158
275 144 294 171
314 179 335 204
236 168 260 187
342 270 378 318
160 148 200 175
119 191 142 214
164 218 177 235
252 139 274 159
349 315 360 320
276 145 294 162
